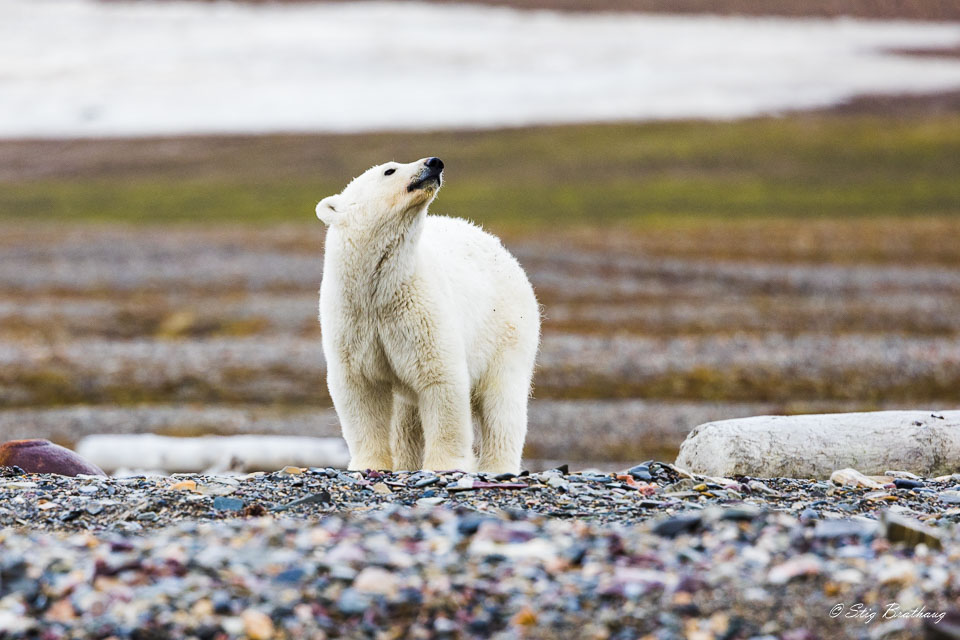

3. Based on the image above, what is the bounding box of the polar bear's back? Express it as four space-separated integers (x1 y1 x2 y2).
421 215 532 304
420 215 539 374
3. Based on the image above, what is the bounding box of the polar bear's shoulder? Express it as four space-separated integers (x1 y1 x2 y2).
422 215 503 249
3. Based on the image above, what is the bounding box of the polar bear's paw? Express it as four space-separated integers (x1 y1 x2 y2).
422 455 476 474
347 456 393 472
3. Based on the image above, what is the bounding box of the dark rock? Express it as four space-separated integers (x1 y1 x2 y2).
719 506 762 521
894 478 924 490
0 439 105 477
211 592 233 614
652 513 702 538
60 509 83 522
627 464 653 482
456 514 493 536
270 491 332 513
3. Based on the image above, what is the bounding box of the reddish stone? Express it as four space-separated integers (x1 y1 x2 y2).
0 439 106 477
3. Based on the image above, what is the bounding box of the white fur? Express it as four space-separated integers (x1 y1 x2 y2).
317 158 540 473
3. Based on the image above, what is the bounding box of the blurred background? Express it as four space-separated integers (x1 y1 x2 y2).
1 0 959 471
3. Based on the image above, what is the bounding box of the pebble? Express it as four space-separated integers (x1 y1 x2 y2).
767 554 823 584
885 470 921 480
353 567 399 597
829 468 885 490
938 490 960 504
798 508 819 522
197 478 240 496
271 490 332 513
0 481 37 490
627 463 653 481
882 512 943 550
893 478 924 490
652 513 701 537
338 588 372 615
241 609 275 640
212 497 244 512
747 480 780 496
813 519 878 540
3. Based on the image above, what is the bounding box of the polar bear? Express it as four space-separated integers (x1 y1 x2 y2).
316 157 540 474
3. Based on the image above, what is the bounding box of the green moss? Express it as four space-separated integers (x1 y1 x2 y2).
2 113 958 227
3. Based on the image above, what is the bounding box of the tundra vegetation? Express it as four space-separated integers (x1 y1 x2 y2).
1 106 958 466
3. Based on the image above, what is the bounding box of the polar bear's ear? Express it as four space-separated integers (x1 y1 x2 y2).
316 194 343 225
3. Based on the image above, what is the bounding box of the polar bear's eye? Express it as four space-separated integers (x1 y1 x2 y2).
383 168 396 176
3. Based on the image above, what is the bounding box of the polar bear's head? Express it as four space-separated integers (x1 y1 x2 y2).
316 157 444 227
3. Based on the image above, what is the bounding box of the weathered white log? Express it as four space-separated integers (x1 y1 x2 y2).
76 434 350 474
675 411 960 479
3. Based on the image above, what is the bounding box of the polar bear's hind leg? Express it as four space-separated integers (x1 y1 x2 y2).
390 397 424 471
476 364 531 474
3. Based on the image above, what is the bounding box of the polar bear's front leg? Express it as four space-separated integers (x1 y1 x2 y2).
328 373 394 471
419 382 474 472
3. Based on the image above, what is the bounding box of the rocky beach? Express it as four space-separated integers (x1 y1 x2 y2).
2 2 959 635
1 463 958 639
2 213 958 639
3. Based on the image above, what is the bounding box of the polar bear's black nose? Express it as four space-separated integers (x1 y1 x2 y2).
425 157 444 171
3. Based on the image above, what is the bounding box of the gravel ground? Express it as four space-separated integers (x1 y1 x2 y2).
4 462 960 532
1 464 959 639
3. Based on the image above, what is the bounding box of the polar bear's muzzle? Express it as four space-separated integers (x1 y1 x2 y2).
407 157 444 192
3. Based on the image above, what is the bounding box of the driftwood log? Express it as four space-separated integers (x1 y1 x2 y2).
676 411 960 479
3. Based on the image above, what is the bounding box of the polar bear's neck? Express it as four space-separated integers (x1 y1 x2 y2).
324 211 425 305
